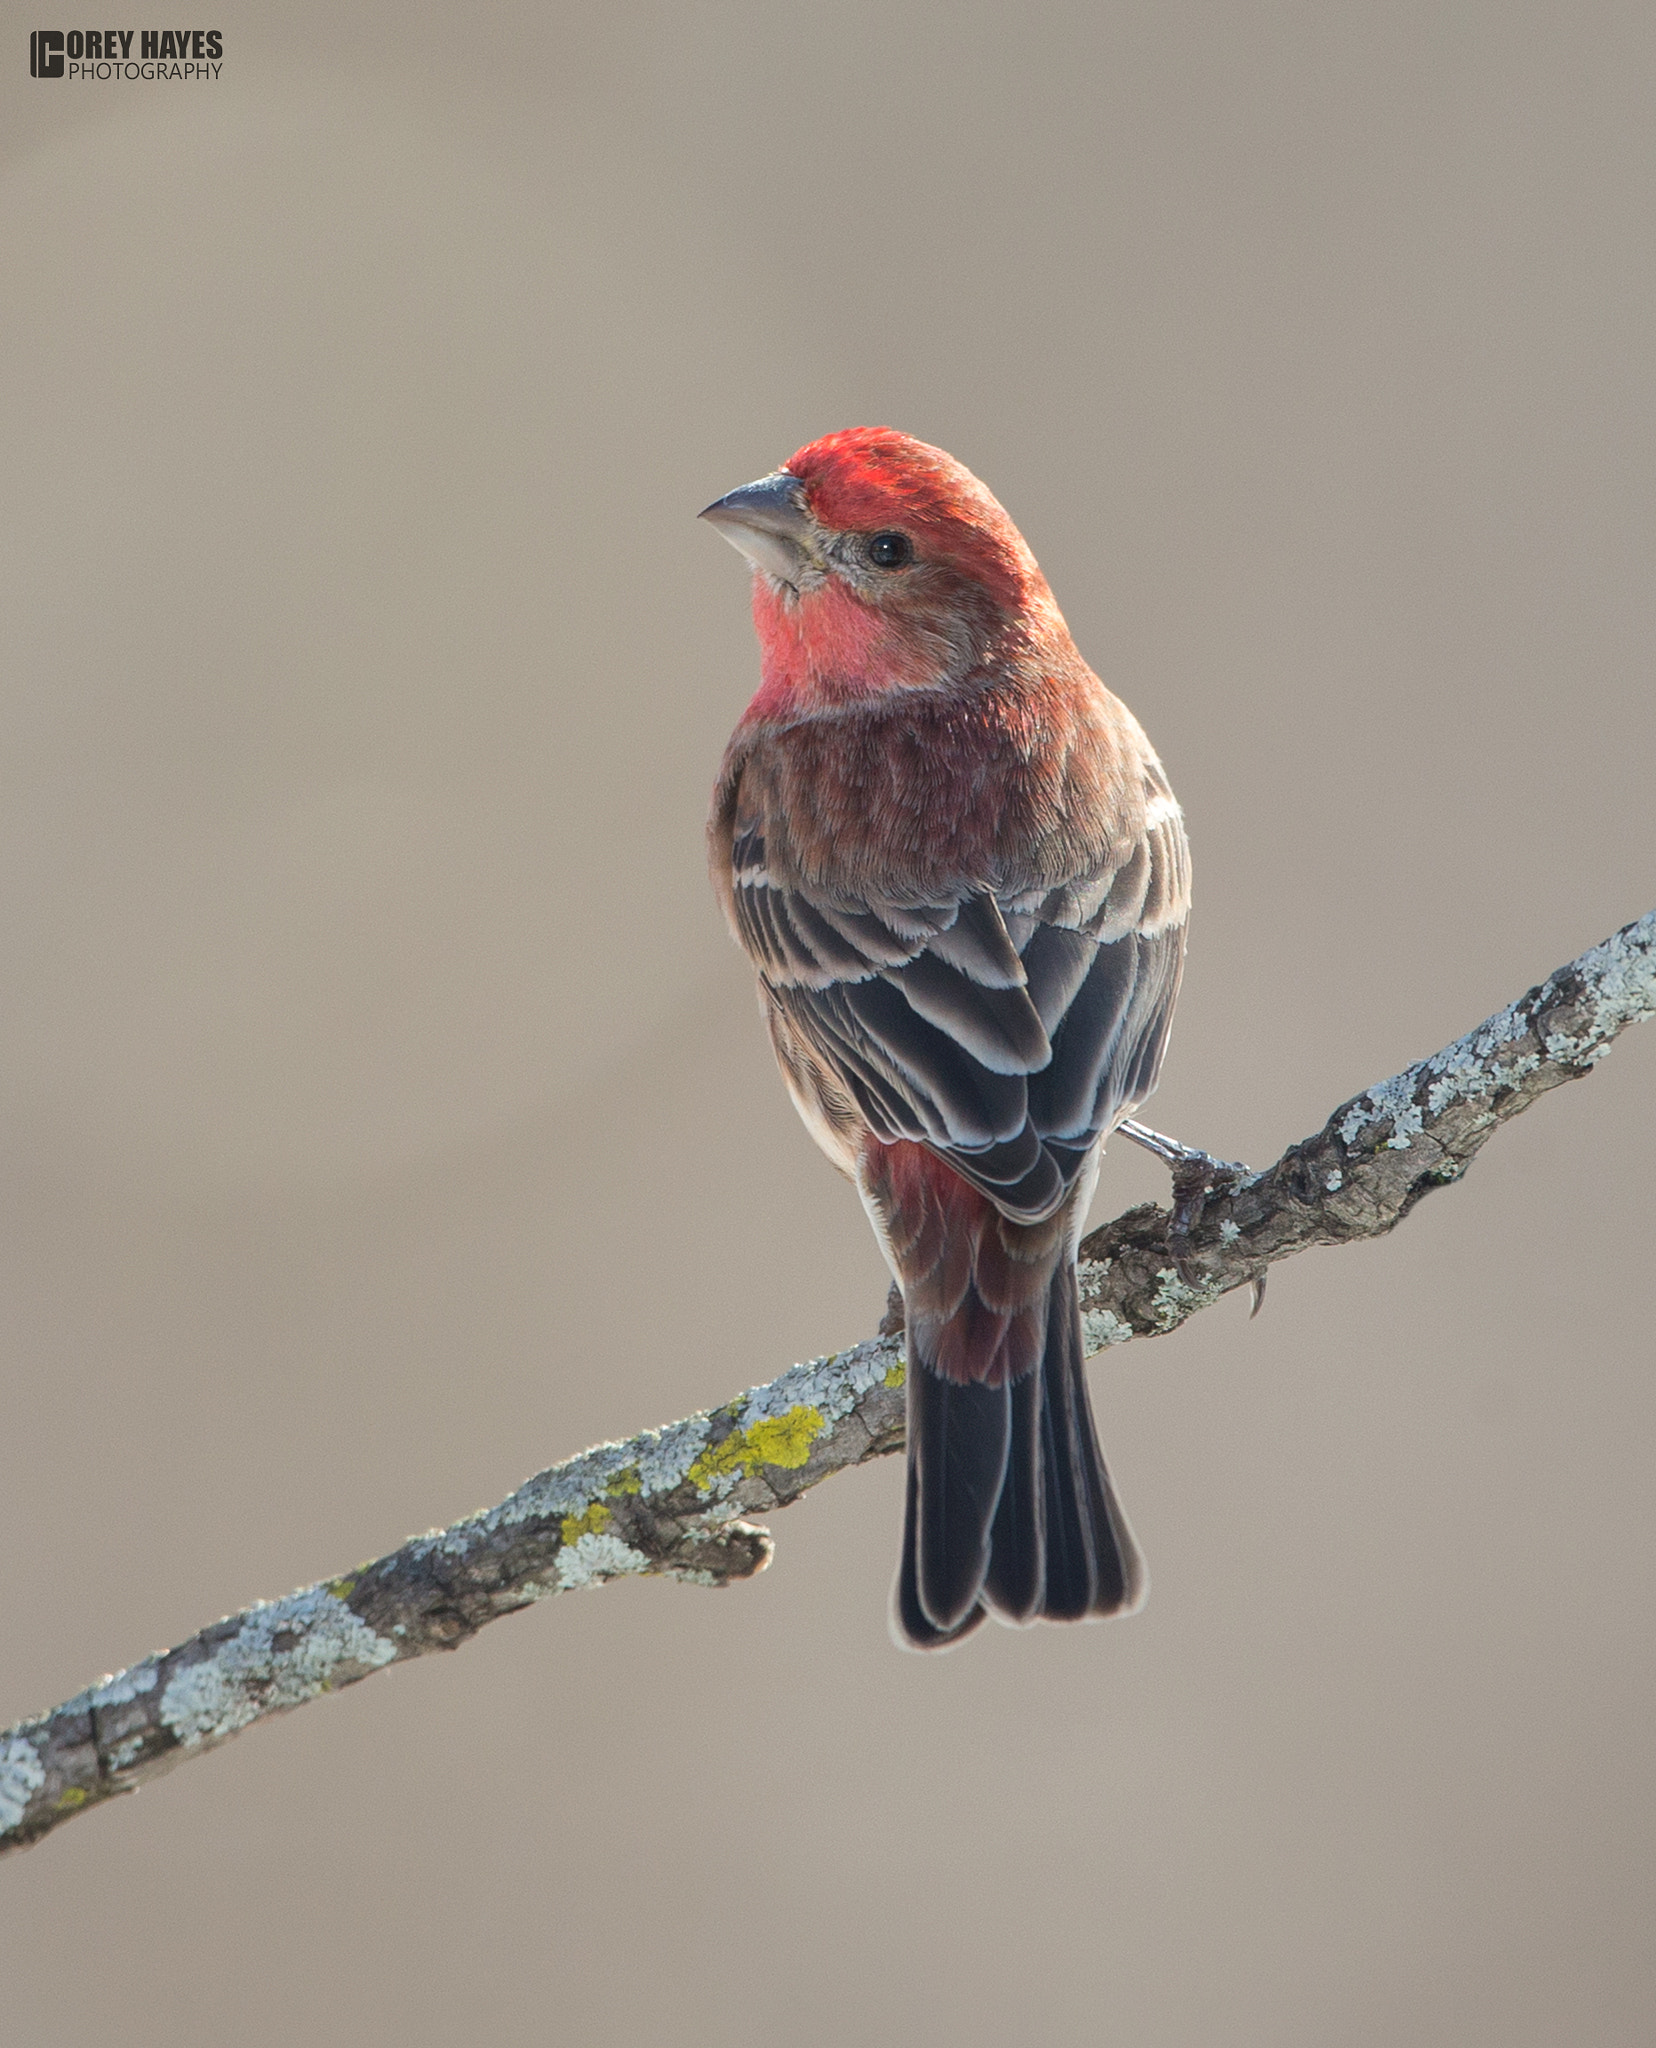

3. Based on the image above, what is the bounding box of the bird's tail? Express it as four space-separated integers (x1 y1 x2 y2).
894 1259 1146 1650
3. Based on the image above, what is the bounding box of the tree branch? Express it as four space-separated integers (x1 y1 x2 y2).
4 909 1652 1857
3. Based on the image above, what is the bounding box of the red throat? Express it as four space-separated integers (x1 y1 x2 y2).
741 576 945 724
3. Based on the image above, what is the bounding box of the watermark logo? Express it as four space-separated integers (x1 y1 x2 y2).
30 28 223 80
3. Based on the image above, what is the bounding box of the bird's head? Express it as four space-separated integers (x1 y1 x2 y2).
701 427 1066 717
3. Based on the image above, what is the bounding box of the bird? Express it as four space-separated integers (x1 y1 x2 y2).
701 427 1190 1649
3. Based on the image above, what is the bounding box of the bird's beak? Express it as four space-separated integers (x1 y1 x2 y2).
699 470 818 587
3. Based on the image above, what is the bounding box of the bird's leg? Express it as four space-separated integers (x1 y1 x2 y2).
1116 1120 1264 1313
1117 1118 1252 1212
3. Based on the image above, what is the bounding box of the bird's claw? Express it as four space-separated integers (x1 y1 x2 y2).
1167 1148 1251 1283
1118 1120 1253 1287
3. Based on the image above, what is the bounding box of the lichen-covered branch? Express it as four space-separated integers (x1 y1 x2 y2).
1075 906 1656 1343
4 909 1652 1858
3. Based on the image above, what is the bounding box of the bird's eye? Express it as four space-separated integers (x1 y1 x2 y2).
867 530 913 569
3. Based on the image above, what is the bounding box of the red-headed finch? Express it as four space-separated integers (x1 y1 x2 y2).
702 428 1190 1649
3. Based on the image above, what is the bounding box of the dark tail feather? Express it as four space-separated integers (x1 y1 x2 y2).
895 1456 990 1650
1031 1261 1145 1621
906 1371 1011 1634
983 1361 1044 1622
891 1262 1145 1650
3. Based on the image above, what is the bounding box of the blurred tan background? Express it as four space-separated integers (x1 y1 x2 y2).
2 4 1653 2042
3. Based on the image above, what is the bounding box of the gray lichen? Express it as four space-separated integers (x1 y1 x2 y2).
157 1591 399 1748
0 1735 44 1834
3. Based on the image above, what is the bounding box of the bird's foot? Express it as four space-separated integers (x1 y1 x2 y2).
878 1281 906 1340
1116 1119 1261 1308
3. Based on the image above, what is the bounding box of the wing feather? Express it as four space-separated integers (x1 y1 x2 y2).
726 798 1187 1222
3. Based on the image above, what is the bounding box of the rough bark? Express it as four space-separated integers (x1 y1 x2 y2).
3 908 1652 1858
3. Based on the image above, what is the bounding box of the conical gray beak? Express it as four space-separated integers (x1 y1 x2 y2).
699 471 817 585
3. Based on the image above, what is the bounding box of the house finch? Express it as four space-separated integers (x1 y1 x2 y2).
703 428 1190 1649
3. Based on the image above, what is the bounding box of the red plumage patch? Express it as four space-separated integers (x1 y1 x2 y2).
864 1138 1060 1387
785 426 1037 612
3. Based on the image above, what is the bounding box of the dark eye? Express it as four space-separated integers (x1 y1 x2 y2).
867 530 913 569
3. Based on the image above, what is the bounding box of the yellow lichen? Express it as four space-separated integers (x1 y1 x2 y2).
688 1404 827 1490
327 1577 357 1600
746 1408 825 1467
883 1358 906 1388
55 1786 89 1811
605 1465 642 1497
559 1500 613 1546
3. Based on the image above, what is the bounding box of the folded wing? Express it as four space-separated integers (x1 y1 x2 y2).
728 801 1189 1223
